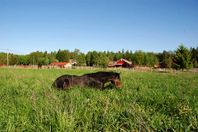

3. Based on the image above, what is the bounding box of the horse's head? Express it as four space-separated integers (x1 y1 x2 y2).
114 79 122 88
110 72 122 88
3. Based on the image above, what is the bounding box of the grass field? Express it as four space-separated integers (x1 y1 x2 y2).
0 68 198 131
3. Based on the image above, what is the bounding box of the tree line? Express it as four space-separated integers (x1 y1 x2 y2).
0 45 197 70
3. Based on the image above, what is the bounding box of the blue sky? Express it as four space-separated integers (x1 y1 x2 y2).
0 0 197 54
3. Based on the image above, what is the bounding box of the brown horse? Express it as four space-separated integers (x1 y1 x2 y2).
84 71 122 88
52 71 122 90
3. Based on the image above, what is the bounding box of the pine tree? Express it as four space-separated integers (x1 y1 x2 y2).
173 45 192 70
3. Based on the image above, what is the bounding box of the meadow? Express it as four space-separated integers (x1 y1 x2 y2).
0 68 198 131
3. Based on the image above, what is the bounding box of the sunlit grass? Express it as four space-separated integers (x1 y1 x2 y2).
0 68 197 131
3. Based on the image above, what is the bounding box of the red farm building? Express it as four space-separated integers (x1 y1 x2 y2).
50 62 70 68
108 58 132 68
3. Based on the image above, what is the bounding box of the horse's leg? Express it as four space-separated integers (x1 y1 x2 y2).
110 80 115 86
94 80 103 89
110 79 121 88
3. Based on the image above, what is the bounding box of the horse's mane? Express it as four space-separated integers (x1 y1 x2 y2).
84 71 118 76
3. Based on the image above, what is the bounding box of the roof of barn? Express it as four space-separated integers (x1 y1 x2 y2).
115 58 132 65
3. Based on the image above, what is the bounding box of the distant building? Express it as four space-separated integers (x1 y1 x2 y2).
108 58 132 68
0 64 5 67
50 61 76 69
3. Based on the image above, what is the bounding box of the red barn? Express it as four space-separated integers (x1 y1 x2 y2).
50 62 69 68
109 58 132 68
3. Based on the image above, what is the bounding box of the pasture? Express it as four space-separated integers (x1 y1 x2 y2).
0 68 198 131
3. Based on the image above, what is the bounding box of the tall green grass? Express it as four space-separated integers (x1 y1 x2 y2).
0 68 197 131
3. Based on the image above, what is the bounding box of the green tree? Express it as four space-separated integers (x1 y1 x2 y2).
0 52 7 64
86 51 92 66
56 50 70 62
132 51 145 65
91 51 99 66
38 57 49 67
48 51 58 64
28 51 44 65
72 49 81 59
70 49 86 66
97 53 109 68
9 54 19 65
143 52 159 67
18 55 29 65
123 50 133 61
85 51 99 66
113 51 123 61
173 45 192 70
161 51 173 68
76 53 86 66
106 51 114 62
190 47 198 68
